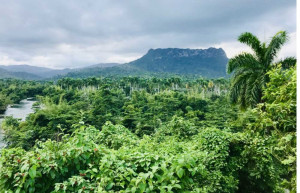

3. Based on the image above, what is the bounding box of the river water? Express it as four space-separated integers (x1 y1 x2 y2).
0 99 36 149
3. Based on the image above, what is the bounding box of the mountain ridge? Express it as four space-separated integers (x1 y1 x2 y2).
0 65 72 78
128 47 228 76
0 47 229 79
0 67 42 80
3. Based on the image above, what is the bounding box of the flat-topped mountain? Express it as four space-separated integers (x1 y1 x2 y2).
0 47 229 79
62 47 229 79
129 47 228 77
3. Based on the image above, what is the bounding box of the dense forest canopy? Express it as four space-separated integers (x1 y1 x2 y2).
0 31 296 193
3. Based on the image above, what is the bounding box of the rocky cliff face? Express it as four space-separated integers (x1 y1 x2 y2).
129 48 228 77
146 47 227 58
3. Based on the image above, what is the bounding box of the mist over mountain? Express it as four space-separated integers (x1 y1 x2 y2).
0 47 229 79
81 63 120 69
0 67 42 80
0 65 73 79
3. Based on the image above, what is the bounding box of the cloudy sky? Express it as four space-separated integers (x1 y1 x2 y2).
0 0 296 69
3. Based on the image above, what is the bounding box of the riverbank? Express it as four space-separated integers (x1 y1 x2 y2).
0 98 37 148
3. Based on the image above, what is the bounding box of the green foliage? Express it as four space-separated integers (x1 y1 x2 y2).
2 76 231 149
0 124 102 193
0 61 296 192
0 124 243 193
122 90 208 136
237 134 284 193
2 101 80 150
227 31 295 109
155 116 198 139
246 65 296 192
88 87 127 127
0 79 44 112
260 65 296 132
0 93 12 113
98 122 138 150
199 96 239 130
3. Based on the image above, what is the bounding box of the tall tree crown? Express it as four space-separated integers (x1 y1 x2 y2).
227 31 294 109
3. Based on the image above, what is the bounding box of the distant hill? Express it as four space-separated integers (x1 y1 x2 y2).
62 47 229 78
0 63 121 80
0 65 72 78
0 68 13 78
0 47 229 80
0 67 42 80
82 63 120 69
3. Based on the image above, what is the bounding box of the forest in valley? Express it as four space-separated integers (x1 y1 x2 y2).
0 32 296 193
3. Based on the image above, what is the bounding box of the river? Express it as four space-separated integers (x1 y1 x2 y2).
0 99 37 149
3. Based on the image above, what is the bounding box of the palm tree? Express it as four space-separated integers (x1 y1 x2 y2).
227 31 296 109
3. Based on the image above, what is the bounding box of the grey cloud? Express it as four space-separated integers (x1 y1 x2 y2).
0 0 296 68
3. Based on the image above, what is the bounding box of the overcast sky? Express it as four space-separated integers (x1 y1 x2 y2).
0 0 296 69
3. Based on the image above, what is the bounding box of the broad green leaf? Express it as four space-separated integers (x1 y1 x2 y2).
106 182 114 190
176 168 184 178
29 165 37 179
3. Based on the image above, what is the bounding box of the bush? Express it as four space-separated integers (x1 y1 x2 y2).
98 122 138 150
0 124 245 192
155 116 198 140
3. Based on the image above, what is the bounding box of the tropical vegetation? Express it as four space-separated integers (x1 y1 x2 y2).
0 31 296 192
227 31 296 109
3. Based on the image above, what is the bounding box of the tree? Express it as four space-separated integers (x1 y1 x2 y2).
227 31 296 109
238 65 296 193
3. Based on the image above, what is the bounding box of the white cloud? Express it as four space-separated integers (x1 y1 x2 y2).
215 31 296 59
214 41 253 58
0 55 26 66
277 32 297 59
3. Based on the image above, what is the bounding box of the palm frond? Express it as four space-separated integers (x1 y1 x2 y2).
230 77 245 104
274 57 296 69
239 78 248 110
230 69 255 108
238 32 262 56
231 67 260 82
245 72 265 107
227 53 261 74
265 31 288 65
228 30 292 110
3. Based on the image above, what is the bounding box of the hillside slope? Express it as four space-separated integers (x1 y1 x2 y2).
0 67 42 80
129 47 228 77
0 65 72 78
62 47 229 78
